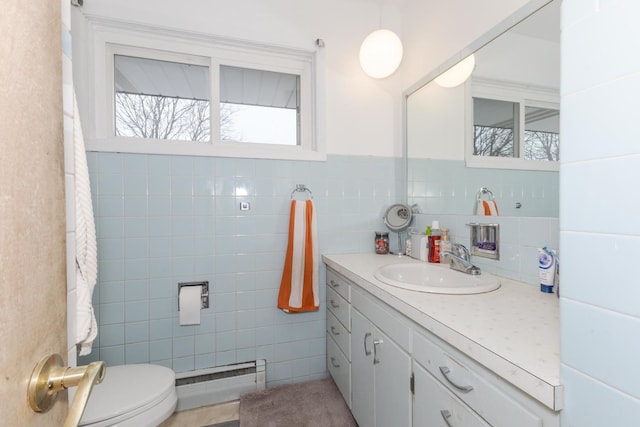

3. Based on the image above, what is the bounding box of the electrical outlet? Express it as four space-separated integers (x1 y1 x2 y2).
240 201 250 211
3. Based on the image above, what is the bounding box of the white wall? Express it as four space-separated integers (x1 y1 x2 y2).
400 0 533 87
560 1 640 424
74 0 405 158
74 0 547 159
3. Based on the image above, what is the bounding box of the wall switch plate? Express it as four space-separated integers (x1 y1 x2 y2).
240 201 250 211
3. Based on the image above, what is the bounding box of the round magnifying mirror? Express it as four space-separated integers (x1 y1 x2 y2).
383 204 413 255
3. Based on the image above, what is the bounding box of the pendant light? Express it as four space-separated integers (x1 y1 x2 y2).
359 29 404 79
359 2 403 79
435 54 476 88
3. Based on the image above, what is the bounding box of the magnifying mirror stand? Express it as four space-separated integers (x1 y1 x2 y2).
383 204 413 256
390 231 406 256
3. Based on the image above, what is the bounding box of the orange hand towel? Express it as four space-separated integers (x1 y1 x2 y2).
476 199 499 216
278 199 319 313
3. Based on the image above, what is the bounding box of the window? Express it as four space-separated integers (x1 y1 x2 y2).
466 80 559 171
219 65 299 146
86 21 323 160
114 55 211 142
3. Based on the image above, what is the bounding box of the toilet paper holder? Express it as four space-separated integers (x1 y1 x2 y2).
178 281 209 310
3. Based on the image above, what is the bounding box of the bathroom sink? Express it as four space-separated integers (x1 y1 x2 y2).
374 262 500 294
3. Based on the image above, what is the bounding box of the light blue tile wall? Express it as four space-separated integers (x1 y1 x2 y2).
79 153 402 386
408 159 559 217
412 213 558 286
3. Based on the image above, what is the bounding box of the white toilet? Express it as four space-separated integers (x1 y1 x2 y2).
80 364 178 427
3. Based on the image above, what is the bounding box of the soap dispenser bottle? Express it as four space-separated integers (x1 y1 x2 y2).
440 228 452 263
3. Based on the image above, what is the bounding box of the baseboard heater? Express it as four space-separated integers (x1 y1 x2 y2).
174 359 266 411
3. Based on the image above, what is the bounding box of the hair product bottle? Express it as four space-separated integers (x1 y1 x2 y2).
428 221 441 263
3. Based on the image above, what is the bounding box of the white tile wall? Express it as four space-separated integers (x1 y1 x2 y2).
562 300 640 398
562 366 640 426
561 0 640 424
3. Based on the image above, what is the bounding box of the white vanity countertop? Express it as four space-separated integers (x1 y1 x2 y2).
323 253 562 411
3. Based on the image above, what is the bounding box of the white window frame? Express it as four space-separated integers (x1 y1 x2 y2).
84 18 325 161
465 79 559 171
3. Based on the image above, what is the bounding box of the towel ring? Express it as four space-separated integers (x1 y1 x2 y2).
476 187 495 202
291 184 313 199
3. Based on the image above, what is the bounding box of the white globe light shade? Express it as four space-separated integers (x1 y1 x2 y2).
359 29 403 79
435 54 476 88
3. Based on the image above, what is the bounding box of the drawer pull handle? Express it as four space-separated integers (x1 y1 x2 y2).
440 410 453 427
364 332 372 356
330 280 339 287
439 366 474 392
330 300 340 309
330 357 340 368
373 338 384 364
330 326 340 335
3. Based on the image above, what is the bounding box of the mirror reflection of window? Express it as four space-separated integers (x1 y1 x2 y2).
473 96 559 161
472 97 519 158
524 106 559 161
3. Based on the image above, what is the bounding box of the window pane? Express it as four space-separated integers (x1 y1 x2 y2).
220 65 299 146
473 98 518 157
524 106 559 161
114 55 210 142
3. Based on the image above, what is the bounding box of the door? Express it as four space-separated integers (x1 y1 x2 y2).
351 309 375 427
351 309 412 427
374 328 411 427
0 1 68 425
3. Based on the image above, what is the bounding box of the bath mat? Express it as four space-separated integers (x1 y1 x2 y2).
239 378 356 427
203 422 240 427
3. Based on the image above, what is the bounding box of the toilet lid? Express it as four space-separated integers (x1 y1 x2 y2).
81 364 175 425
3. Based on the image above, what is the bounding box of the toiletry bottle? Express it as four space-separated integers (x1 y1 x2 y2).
440 228 452 263
419 234 429 261
538 247 557 293
405 237 412 257
420 226 431 262
428 221 441 263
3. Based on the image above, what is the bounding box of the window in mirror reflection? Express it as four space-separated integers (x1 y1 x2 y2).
473 98 518 157
524 106 559 161
473 97 559 162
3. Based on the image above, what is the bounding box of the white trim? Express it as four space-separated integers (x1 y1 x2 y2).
83 16 325 161
465 79 559 171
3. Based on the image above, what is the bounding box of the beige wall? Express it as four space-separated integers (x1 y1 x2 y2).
0 1 68 425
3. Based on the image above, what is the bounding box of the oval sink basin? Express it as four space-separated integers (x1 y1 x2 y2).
374 262 500 294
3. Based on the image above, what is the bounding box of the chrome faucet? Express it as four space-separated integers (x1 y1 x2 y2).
440 243 481 275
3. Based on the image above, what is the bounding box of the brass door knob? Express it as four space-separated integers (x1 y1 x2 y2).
28 354 106 427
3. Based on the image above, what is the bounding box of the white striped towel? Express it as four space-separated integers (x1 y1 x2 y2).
277 199 319 312
74 92 98 356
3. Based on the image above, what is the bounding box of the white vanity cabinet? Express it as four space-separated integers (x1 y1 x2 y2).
324 256 562 427
350 287 412 427
326 268 351 406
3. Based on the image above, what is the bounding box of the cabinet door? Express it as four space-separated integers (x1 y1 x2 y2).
351 309 375 427
413 362 490 427
374 327 412 427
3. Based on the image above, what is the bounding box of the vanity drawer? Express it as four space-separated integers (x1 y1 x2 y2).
414 362 490 427
327 310 350 359
327 286 350 331
327 335 351 407
413 331 541 427
327 268 351 302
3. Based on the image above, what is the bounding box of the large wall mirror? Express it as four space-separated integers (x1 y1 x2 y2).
406 0 560 217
